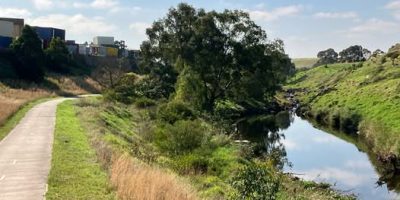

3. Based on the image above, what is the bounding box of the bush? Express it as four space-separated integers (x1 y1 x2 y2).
134 97 156 108
155 119 209 155
214 100 245 119
230 162 280 200
157 101 195 124
104 73 138 104
171 153 209 174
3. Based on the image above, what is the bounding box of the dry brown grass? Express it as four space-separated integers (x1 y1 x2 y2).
76 102 199 200
0 85 53 125
110 154 197 200
0 75 102 126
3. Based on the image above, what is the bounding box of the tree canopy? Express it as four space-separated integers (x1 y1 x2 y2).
140 3 294 111
10 25 45 82
316 48 338 65
45 37 70 73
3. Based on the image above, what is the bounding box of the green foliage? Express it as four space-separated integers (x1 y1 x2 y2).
286 59 400 156
45 37 71 73
157 101 195 124
47 101 115 199
140 3 294 111
105 73 138 104
316 48 338 66
214 99 245 119
10 25 45 82
230 162 281 200
134 97 157 108
155 119 209 155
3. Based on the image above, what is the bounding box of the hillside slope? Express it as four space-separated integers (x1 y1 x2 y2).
285 56 400 162
291 58 319 69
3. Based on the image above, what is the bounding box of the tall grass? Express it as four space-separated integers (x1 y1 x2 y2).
111 154 197 200
0 75 101 127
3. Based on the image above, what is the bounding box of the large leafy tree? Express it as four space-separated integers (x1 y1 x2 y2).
10 25 45 82
140 3 294 110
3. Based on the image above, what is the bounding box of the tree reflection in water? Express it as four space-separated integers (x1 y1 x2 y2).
236 111 293 169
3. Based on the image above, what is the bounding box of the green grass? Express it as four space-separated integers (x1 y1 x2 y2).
74 98 354 200
285 57 400 157
46 101 115 200
291 58 319 69
0 98 51 141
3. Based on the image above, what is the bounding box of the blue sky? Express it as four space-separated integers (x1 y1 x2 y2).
1 0 400 58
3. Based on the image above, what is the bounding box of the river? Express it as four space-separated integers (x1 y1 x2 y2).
237 112 400 200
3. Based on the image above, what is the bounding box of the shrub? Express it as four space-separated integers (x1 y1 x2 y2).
214 99 245 119
105 73 138 104
155 119 209 155
157 101 195 124
230 162 281 200
134 97 156 108
171 153 209 174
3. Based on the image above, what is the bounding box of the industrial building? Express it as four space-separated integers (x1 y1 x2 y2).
87 36 118 57
0 17 24 48
66 40 79 55
93 36 114 46
33 26 66 49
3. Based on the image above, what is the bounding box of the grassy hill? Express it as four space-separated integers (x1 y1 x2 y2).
285 55 400 161
291 58 319 69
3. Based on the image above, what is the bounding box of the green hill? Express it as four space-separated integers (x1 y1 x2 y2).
285 55 400 161
291 58 319 69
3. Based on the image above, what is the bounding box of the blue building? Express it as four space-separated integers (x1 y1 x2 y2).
0 36 12 49
32 26 65 49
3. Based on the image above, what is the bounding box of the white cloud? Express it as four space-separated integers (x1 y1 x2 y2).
348 18 399 35
90 0 119 9
129 22 150 38
110 6 142 14
385 1 400 20
297 167 371 187
282 139 300 150
248 5 303 22
314 12 358 19
72 0 120 10
30 0 53 10
0 8 32 18
385 1 400 10
27 14 117 41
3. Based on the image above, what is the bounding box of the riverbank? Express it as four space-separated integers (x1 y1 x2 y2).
71 96 355 199
284 57 400 171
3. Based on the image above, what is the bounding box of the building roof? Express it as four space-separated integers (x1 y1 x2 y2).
0 17 24 25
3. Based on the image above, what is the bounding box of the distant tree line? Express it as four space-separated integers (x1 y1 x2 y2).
315 45 385 66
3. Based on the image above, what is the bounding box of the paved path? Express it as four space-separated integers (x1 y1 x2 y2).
0 98 67 200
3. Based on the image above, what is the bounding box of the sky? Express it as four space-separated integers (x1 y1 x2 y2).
1 0 400 58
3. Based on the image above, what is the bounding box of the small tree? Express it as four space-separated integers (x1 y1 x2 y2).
45 37 70 73
372 49 385 57
338 45 366 63
92 58 130 88
114 40 127 57
10 25 45 82
316 48 338 65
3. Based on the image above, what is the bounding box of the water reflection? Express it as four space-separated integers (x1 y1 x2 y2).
236 113 400 200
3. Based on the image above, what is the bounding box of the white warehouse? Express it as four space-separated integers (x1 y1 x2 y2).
93 36 114 46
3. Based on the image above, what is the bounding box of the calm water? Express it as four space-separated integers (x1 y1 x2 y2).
237 113 400 200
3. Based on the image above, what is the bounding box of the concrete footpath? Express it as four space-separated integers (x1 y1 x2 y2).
0 98 67 200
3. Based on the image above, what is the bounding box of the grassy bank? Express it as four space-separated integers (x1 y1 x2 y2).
73 97 354 200
285 57 400 161
292 58 319 69
46 101 115 199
